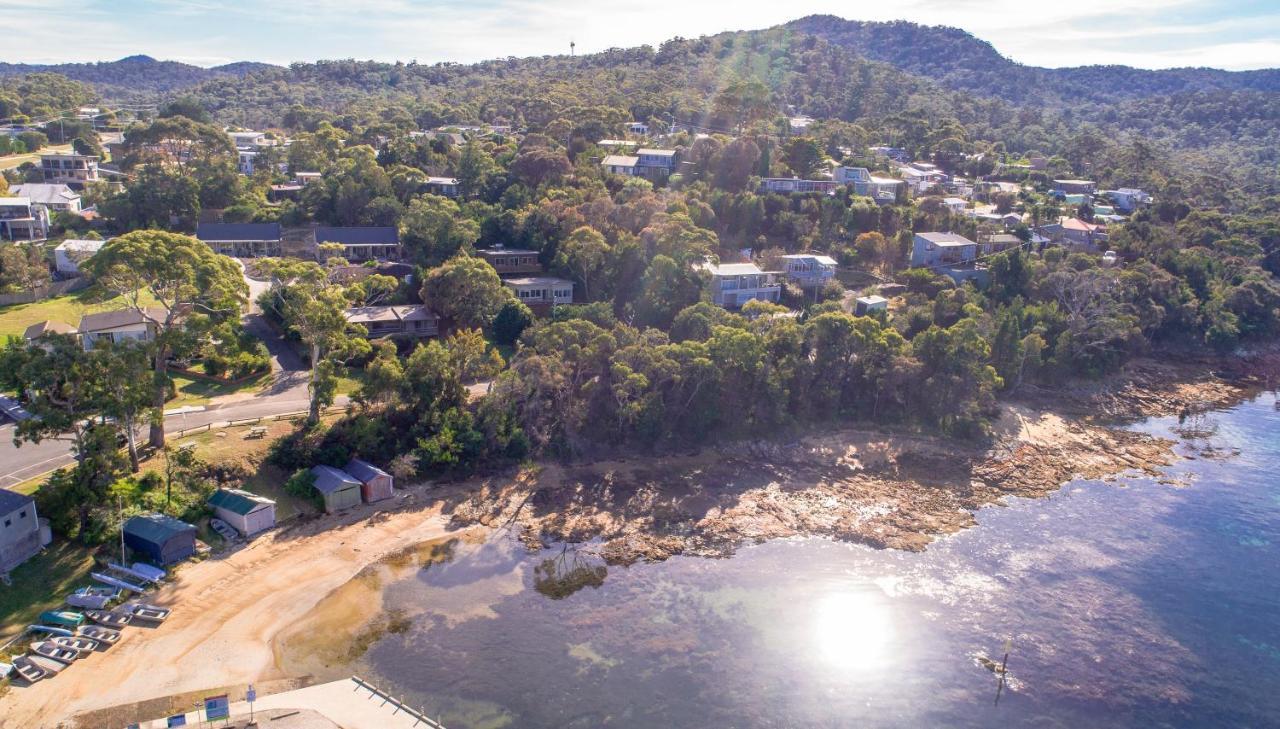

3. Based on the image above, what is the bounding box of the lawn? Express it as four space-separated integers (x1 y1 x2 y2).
168 371 271 409
0 143 72 172
0 541 98 641
0 284 162 340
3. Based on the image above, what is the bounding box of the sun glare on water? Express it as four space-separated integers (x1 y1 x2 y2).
811 588 895 671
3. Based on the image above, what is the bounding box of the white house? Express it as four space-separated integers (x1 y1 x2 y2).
54 238 106 276
779 254 837 289
425 177 460 198
207 488 276 537
77 308 161 350
911 232 987 285
0 196 48 241
9 183 82 214
504 277 574 311
1104 188 1152 212
942 197 968 214
701 261 781 308
635 148 677 179
0 488 44 574
40 152 99 185
627 121 649 136
854 295 888 316
832 166 902 202
789 116 815 134
761 178 839 194
601 155 639 176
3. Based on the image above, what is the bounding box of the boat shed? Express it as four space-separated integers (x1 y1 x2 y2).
345 459 394 503
309 465 363 513
123 513 197 566
207 488 276 537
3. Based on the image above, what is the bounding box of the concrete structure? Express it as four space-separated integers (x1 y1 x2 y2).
0 196 47 241
310 465 363 513
123 513 196 566
504 276 574 312
0 488 42 574
208 488 276 537
478 247 541 276
345 459 394 503
911 232 987 285
197 222 283 257
760 178 839 194
54 238 105 275
39 152 99 185
314 227 401 262
344 305 439 339
854 295 888 316
779 253 837 289
77 308 161 349
9 183 82 214
702 262 781 308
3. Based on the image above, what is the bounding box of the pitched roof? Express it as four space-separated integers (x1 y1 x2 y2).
601 155 639 167
1062 218 1102 232
195 222 282 242
345 458 390 483
9 183 80 205
636 148 676 157
123 513 195 544
23 320 76 339
309 465 360 495
0 488 35 515
917 232 977 247
208 488 275 516
704 262 766 276
78 307 163 333
315 227 399 246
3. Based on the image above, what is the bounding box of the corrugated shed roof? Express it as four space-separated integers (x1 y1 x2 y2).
345 458 389 484
196 223 282 242
123 513 195 544
208 488 274 516
23 320 76 339
315 227 399 246
310 465 360 495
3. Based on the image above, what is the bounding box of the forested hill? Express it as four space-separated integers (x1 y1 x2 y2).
784 15 1280 105
0 55 278 100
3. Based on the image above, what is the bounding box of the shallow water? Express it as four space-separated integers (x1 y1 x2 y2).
283 394 1280 728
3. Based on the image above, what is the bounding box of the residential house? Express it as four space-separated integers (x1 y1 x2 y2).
760 178 839 194
309 465 363 513
601 154 639 176
597 139 636 151
0 196 48 241
831 166 902 202
627 121 649 136
196 222 283 258
40 152 99 186
981 233 1024 254
701 262 782 308
869 146 909 163
779 254 837 290
228 131 282 175
504 277 574 314
1061 217 1108 249
426 177 460 198
1053 179 1097 195
77 308 161 350
0 489 43 574
123 513 196 566
54 238 105 276
898 167 943 195
9 183 82 215
295 172 323 186
313 226 401 262
478 248 542 276
207 488 276 537
23 320 77 342
1104 188 1152 212
344 305 439 339
854 295 888 316
942 197 968 214
789 116 815 134
911 232 987 285
345 459 394 504
635 148 677 179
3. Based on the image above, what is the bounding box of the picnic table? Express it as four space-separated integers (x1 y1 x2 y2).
246 426 268 439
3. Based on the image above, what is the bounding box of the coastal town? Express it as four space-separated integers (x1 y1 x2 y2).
0 9 1278 729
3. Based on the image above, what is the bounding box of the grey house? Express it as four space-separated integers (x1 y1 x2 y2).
0 489 42 573
196 222 283 257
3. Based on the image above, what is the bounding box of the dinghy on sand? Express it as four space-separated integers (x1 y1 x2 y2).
50 635 100 654
78 624 122 646
29 641 80 664
10 656 48 683
84 609 132 628
125 602 171 623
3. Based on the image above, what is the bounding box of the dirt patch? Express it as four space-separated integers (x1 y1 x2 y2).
445 403 1177 565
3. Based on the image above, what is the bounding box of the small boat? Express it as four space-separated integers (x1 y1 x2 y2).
126 603 170 623
50 635 100 654
78 625 122 646
29 641 80 664
27 624 75 637
0 662 11 680
27 654 67 674
130 562 167 582
66 592 113 610
39 610 86 628
84 609 132 628
91 571 147 593
10 656 48 683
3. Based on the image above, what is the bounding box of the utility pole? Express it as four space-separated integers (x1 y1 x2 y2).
570 39 575 57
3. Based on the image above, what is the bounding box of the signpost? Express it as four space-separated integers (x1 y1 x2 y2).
204 694 230 723
166 714 187 727
247 684 257 725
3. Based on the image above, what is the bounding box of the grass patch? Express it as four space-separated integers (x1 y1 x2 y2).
0 284 162 340
0 541 97 640
168 372 271 409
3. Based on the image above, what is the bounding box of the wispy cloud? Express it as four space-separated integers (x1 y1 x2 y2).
0 0 1274 71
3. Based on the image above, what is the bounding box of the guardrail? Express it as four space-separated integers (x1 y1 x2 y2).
351 675 447 728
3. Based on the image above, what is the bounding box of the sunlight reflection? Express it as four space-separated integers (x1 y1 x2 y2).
812 588 894 671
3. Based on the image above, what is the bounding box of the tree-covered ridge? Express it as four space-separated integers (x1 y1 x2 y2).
0 55 278 101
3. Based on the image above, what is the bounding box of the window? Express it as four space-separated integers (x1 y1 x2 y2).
18 509 26 518
3 519 9 528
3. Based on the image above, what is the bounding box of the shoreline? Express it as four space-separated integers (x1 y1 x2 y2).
0 353 1273 726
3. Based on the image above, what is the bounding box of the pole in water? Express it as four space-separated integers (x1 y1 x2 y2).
994 638 1012 706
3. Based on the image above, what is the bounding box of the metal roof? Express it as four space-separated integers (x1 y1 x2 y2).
310 465 360 495
917 232 977 247
123 513 195 545
315 227 399 246
207 488 274 516
196 223 282 242
0 488 35 515
78 307 163 333
345 458 389 484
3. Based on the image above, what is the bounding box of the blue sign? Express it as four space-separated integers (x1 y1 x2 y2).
246 685 256 703
167 715 187 727
204 694 230 720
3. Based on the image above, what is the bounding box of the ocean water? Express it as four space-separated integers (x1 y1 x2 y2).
290 394 1280 728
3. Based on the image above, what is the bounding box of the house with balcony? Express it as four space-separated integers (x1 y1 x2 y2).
701 261 782 308
832 166 902 202
10 183 82 215
1104 188 1152 212
760 178 840 194
635 148 677 179
627 121 649 136
504 277 574 314
78 308 162 350
601 155 639 176
425 177 460 198
197 222 283 258
1061 217 1108 250
779 254 837 290
313 226 401 262
40 152 99 186
344 305 439 340
0 196 48 241
478 248 542 276
911 232 987 285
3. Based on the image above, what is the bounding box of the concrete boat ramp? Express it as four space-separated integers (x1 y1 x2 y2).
136 677 446 729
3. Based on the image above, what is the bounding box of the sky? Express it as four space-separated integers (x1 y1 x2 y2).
1 0 1277 71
